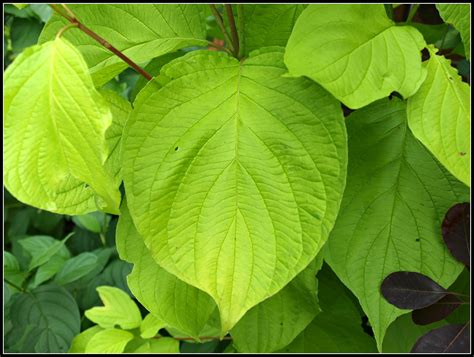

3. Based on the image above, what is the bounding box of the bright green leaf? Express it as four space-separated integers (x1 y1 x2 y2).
13 4 28 10
436 4 470 59
407 46 470 187
140 313 166 339
85 286 142 329
116 198 217 339
238 5 305 56
54 252 99 285
39 4 208 85
9 284 81 353
85 328 134 353
123 47 347 333
69 325 104 353
101 89 132 185
284 4 427 109
231 255 323 352
4 38 121 215
324 98 469 351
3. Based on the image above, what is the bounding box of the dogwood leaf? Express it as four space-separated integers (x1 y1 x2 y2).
324 98 468 351
4 38 121 215
122 47 347 332
407 46 470 187
284 4 427 109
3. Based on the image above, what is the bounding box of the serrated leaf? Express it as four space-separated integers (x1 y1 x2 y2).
238 5 305 56
407 46 470 187
69 325 104 353
116 198 216 339
9 284 81 353
442 203 470 268
85 286 142 329
381 271 448 309
123 47 347 333
231 255 323 352
85 328 134 353
140 313 166 339
284 4 426 109
411 323 470 353
54 252 99 285
436 4 470 60
324 98 468 351
4 38 121 215
279 265 377 353
18 234 71 271
39 4 208 85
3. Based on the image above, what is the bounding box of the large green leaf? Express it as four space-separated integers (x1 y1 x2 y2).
4 38 121 215
279 265 377 353
231 255 323 352
116 198 217 339
238 5 305 56
407 46 470 187
324 98 469 351
9 284 81 353
436 4 470 60
284 4 427 109
122 47 347 332
39 4 208 85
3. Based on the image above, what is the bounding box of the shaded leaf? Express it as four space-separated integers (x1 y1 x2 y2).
31 248 70 288
412 294 462 325
72 212 107 234
411 323 470 353
9 284 80 353
123 47 347 333
446 269 470 324
436 4 470 59
54 252 99 285
284 4 426 109
442 202 470 267
324 98 468 351
18 234 72 271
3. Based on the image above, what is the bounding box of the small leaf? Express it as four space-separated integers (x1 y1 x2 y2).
69 325 103 353
85 286 142 330
72 212 106 234
18 234 72 271
442 203 470 268
381 271 448 310
140 313 166 339
54 252 99 285
85 328 134 354
31 249 70 288
133 338 180 353
412 294 463 326
411 323 470 353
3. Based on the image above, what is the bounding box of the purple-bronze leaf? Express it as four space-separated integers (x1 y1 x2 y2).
411 323 470 353
381 271 447 309
442 203 470 268
412 294 462 325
